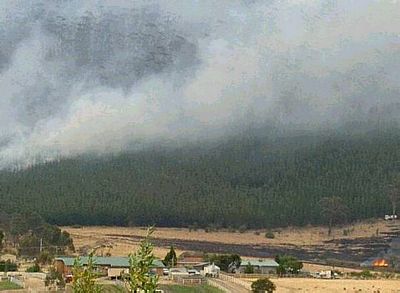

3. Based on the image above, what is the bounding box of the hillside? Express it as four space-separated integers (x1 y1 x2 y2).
0 125 399 228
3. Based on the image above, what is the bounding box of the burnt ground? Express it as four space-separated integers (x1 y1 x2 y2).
105 233 394 267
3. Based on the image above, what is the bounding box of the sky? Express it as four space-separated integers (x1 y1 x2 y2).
0 0 399 168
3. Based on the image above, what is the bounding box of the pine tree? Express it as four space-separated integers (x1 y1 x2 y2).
163 246 177 268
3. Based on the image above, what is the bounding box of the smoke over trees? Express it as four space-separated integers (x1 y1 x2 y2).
0 0 399 168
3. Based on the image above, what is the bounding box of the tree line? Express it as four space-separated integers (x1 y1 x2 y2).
0 212 74 256
0 125 399 229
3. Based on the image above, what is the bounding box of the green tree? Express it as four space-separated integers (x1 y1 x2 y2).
72 252 102 293
205 254 241 272
163 246 177 268
251 278 276 292
244 262 254 274
319 196 349 235
26 262 41 272
125 227 158 292
45 267 65 289
275 255 303 275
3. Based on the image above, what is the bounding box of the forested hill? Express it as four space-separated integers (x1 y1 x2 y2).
0 126 399 228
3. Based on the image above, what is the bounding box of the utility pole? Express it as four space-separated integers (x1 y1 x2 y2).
39 238 43 253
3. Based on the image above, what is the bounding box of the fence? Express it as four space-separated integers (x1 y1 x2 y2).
220 273 252 290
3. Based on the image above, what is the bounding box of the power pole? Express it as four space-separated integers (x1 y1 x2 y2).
39 238 43 253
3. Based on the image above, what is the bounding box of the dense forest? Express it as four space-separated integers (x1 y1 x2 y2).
0 124 399 228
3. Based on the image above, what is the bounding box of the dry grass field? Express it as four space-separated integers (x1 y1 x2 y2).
62 219 398 261
61 221 400 292
266 278 400 292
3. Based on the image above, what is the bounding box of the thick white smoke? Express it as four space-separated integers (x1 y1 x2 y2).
0 0 399 167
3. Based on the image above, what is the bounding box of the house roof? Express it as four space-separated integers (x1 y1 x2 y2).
241 259 279 267
55 256 165 268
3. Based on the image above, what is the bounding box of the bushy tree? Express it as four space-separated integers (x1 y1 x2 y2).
163 246 177 268
244 262 254 274
205 254 241 272
251 278 276 292
125 227 158 293
275 255 303 275
26 262 41 272
45 267 65 289
72 252 102 293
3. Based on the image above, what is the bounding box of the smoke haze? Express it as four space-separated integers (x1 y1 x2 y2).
0 0 399 167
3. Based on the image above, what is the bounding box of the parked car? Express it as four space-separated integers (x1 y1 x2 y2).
187 269 200 275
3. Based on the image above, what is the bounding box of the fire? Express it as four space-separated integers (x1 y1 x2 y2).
373 258 389 267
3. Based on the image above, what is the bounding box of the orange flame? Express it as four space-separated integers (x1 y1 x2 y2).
372 259 388 267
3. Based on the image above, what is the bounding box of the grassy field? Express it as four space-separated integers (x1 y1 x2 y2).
160 284 224 293
101 284 125 292
0 281 22 291
62 219 397 263
100 284 223 293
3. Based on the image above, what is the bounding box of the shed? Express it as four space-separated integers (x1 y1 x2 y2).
239 259 279 274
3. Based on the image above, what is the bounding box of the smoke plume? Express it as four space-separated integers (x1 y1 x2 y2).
0 0 399 167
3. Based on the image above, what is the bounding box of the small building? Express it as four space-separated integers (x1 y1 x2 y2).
203 263 220 277
54 256 165 278
238 259 279 274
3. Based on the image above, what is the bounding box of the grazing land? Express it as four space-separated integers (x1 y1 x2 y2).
0 281 22 291
159 284 224 293
62 219 399 265
258 278 400 293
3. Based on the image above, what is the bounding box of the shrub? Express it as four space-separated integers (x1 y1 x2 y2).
45 267 65 288
251 278 276 292
26 262 41 272
360 270 374 279
238 225 247 233
244 262 254 274
265 231 275 239
227 226 236 233
254 231 260 235
0 261 17 272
